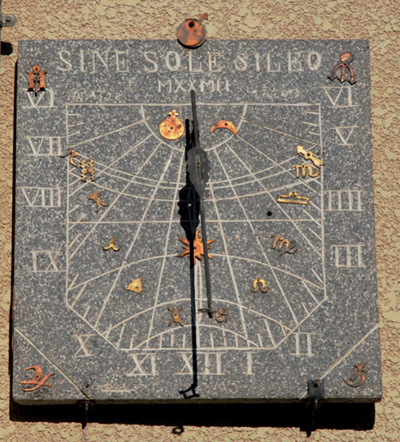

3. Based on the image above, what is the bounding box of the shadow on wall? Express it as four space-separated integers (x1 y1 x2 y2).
10 401 375 436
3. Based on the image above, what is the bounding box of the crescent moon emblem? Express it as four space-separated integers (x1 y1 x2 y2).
210 120 238 136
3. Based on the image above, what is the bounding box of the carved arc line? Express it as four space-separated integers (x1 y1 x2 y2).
15 328 90 400
67 119 145 150
237 134 321 197
298 323 380 399
67 253 324 293
225 141 322 257
68 141 163 260
93 148 175 328
68 133 153 197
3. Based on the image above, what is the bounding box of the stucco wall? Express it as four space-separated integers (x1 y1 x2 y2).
0 0 399 440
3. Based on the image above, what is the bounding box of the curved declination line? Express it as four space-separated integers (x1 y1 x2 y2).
92 149 177 329
67 252 323 296
15 328 91 400
210 149 300 326
68 133 153 198
68 141 164 261
236 134 322 201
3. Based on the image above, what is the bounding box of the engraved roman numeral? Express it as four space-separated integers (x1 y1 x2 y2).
26 136 62 156
74 334 94 357
325 190 363 211
32 250 62 272
331 244 365 268
176 352 223 375
20 186 61 207
24 89 55 108
322 86 354 108
332 126 356 146
291 332 315 356
126 353 156 376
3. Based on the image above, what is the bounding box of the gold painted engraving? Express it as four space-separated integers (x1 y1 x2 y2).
27 65 47 95
292 164 320 179
124 277 142 293
251 278 269 293
296 145 324 169
20 365 54 392
103 237 120 252
80 159 96 181
343 363 367 388
215 308 229 323
277 191 309 205
271 235 298 257
168 306 184 327
87 190 108 209
159 109 184 140
210 120 238 136
176 228 216 264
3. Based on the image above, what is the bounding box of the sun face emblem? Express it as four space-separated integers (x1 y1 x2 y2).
176 229 216 264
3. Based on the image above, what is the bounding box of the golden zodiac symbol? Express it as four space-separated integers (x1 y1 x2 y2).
27 65 47 95
210 120 238 136
292 164 320 179
176 229 216 264
80 159 96 181
251 278 269 293
124 277 142 293
328 51 356 85
215 308 229 323
343 363 367 388
277 191 309 205
159 109 184 140
87 190 108 209
103 237 120 252
168 306 184 327
59 149 79 166
271 235 298 257
296 145 324 169
20 365 54 392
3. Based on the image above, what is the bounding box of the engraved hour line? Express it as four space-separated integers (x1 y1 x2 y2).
208 180 249 339
145 149 186 344
68 133 153 197
302 280 319 304
237 129 323 218
65 218 326 225
299 323 379 399
133 325 259 351
307 226 322 242
93 145 172 329
106 298 284 349
226 142 322 257
242 118 319 145
237 135 322 198
217 146 305 325
69 141 163 260
69 251 323 298
67 118 145 149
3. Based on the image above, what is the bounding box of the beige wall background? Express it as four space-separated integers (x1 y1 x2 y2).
0 0 399 440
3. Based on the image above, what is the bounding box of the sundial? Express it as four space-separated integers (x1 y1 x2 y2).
12 38 381 404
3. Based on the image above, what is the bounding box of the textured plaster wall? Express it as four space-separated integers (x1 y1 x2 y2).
0 0 399 440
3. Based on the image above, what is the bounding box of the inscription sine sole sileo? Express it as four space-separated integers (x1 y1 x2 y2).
13 39 381 404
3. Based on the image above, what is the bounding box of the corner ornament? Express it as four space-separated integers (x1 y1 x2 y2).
20 365 54 392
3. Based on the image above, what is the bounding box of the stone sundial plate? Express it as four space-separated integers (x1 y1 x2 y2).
12 39 381 404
